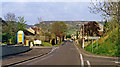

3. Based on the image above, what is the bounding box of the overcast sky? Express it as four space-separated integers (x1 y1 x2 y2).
1 2 104 25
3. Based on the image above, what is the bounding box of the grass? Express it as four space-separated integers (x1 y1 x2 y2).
53 42 64 46
41 42 53 47
53 44 59 47
67 28 76 35
85 27 119 56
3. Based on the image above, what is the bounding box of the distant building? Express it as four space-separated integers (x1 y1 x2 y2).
24 26 50 46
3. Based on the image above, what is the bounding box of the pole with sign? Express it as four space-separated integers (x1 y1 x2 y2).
17 31 24 44
88 37 100 52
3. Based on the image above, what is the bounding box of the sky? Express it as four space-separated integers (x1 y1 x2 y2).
1 1 104 25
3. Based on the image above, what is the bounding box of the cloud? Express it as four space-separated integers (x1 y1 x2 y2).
2 2 103 25
2 0 91 2
2 0 118 2
0 2 2 17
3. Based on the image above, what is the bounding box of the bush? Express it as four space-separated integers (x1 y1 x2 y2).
66 35 71 38
41 42 52 47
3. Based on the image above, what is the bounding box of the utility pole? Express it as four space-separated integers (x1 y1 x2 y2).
82 24 84 49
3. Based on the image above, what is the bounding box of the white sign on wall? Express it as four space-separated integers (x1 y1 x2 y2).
34 40 42 44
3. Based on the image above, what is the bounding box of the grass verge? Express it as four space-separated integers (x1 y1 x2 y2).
85 27 119 56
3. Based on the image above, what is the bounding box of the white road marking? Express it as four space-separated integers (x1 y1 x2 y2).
50 47 59 53
26 54 53 65
115 62 120 63
25 47 60 65
80 54 84 67
16 47 59 65
87 60 91 67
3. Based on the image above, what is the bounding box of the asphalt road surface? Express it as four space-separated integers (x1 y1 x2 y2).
16 41 119 67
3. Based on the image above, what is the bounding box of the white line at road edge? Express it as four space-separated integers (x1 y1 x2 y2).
87 60 91 67
80 54 84 67
50 47 59 53
16 47 59 65
26 47 59 65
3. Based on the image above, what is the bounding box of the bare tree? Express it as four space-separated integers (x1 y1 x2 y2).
4 12 17 21
89 0 119 32
89 1 119 21
38 17 42 27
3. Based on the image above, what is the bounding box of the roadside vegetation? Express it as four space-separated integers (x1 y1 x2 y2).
2 13 26 44
85 27 119 56
85 1 120 57
67 28 76 35
40 42 52 47
1 13 67 47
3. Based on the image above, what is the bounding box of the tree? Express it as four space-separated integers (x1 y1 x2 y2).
17 16 27 31
3 12 17 44
89 1 119 20
50 21 67 43
2 12 27 44
4 12 17 21
89 1 119 29
89 1 120 56
37 17 49 36
81 21 100 36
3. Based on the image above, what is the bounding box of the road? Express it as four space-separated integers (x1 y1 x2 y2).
16 41 119 67
2 47 52 66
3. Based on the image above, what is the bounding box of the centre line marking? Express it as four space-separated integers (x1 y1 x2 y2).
80 54 84 67
87 60 91 67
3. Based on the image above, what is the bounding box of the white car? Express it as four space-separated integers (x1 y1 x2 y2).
69 39 73 42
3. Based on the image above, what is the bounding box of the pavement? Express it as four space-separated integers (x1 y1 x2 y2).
2 41 120 67
2 47 52 66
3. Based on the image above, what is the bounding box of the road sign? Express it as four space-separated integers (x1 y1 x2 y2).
17 31 24 44
88 37 100 39
88 37 100 52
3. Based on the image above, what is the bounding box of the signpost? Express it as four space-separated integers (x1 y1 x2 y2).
17 31 24 44
88 37 100 52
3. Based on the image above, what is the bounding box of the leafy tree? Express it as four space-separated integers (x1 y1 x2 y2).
3 12 17 44
2 12 27 44
81 21 100 36
50 21 67 43
17 16 27 31
66 35 71 38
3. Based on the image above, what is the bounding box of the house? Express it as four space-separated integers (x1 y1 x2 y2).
97 23 103 36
